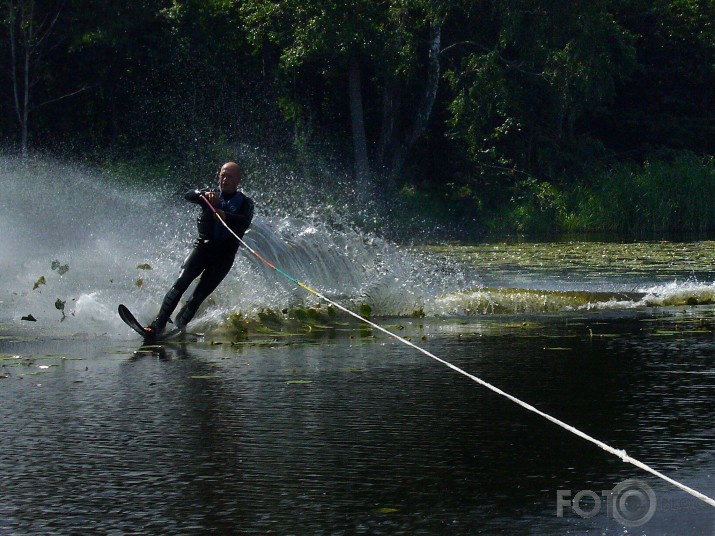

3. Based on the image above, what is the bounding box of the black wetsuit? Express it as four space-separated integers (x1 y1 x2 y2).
150 188 254 332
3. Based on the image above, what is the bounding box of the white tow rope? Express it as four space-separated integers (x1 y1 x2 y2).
205 198 715 509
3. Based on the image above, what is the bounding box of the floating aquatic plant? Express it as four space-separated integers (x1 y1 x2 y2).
51 260 69 275
55 299 66 320
359 303 372 319
375 507 399 514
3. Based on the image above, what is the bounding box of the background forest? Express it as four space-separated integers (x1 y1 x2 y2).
1 0 713 239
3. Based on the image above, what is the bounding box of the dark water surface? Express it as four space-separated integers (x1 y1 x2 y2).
1 310 714 535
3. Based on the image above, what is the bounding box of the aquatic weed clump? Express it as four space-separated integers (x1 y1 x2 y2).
225 305 356 340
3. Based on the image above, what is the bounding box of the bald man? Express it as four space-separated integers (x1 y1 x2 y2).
144 162 254 337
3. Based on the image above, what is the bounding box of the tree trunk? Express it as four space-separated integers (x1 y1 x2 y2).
7 0 34 157
391 21 442 178
378 73 401 173
348 55 370 183
21 21 30 157
6 0 68 157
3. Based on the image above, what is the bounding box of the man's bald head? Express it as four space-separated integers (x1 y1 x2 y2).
219 162 241 195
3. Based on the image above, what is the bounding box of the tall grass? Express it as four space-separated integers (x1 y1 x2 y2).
489 151 715 236
568 152 715 234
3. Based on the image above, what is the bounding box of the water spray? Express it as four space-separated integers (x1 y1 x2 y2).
201 195 715 510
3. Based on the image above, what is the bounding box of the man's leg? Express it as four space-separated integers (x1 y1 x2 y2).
148 248 205 333
173 255 233 329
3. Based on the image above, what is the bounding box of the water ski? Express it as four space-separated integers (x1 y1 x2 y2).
118 304 183 342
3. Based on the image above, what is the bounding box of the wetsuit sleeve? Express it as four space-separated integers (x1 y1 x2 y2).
185 189 216 221
223 196 254 238
185 189 206 203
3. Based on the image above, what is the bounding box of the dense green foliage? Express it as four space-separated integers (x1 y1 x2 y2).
1 0 713 237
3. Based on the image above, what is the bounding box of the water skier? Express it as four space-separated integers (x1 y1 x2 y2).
143 161 254 337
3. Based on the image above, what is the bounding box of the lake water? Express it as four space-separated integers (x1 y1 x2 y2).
1 156 714 533
2 306 714 534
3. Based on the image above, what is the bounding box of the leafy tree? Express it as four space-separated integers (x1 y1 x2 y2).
0 0 712 236
242 0 446 188
603 0 715 155
443 0 636 194
59 0 167 152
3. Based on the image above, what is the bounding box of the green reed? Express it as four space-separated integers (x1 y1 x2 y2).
569 152 715 234
490 151 715 236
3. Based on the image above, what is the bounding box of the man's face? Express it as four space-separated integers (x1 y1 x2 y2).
219 164 240 194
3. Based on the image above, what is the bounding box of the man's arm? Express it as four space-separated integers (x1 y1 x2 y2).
185 189 220 205
184 189 205 203
185 189 220 221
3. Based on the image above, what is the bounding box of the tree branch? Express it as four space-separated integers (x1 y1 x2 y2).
440 40 546 79
31 85 93 111
35 0 65 49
